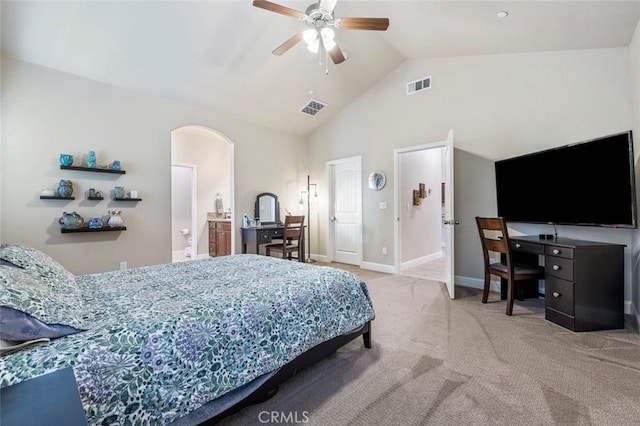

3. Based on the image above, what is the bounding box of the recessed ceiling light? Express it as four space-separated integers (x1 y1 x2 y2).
497 11 509 18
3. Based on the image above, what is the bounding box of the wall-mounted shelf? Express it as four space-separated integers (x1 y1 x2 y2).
61 226 126 233
87 196 104 201
114 198 142 201
60 165 125 175
40 196 75 200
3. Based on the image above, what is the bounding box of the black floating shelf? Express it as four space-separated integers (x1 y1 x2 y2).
40 196 75 200
114 198 142 201
60 165 125 174
87 196 104 201
61 226 126 233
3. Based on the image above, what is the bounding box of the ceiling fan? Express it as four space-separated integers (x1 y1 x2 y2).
253 0 389 65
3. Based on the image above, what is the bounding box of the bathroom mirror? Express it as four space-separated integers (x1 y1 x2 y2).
254 193 280 225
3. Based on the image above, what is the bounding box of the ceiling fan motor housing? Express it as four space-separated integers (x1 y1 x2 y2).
305 3 334 28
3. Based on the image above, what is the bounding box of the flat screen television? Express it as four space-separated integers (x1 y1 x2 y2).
495 131 637 228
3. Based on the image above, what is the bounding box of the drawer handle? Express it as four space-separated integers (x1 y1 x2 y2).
552 265 561 271
553 249 560 255
515 243 521 248
552 291 561 298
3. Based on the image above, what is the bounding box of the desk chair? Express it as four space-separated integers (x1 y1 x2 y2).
265 215 305 261
475 217 545 316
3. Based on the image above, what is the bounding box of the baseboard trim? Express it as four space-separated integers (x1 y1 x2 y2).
361 261 396 274
400 252 442 271
455 275 500 293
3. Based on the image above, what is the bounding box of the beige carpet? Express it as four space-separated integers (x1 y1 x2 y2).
220 274 640 425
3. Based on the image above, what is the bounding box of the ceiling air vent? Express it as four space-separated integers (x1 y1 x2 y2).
407 76 432 95
300 99 327 117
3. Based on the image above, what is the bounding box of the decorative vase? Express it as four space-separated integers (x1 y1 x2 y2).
59 154 73 166
58 211 84 229
108 210 123 228
88 217 103 229
87 151 96 168
57 180 73 198
114 186 125 199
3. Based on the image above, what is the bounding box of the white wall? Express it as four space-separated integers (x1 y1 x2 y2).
0 56 305 274
172 127 231 257
307 47 635 306
630 17 640 326
399 148 442 265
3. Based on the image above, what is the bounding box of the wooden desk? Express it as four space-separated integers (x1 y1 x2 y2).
241 225 305 261
509 236 625 331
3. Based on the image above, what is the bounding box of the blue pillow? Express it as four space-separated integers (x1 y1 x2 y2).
0 306 82 341
0 243 78 294
0 265 84 343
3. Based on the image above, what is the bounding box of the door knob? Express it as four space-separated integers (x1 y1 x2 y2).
330 216 337 222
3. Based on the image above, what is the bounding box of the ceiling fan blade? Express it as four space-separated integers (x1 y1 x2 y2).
319 0 338 13
252 0 306 20
337 17 389 31
272 32 304 56
328 44 346 65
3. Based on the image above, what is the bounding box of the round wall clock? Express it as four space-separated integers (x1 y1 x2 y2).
368 171 387 191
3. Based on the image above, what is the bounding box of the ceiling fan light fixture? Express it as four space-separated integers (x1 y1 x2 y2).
303 28 320 52
303 28 318 44
320 27 336 50
307 38 320 53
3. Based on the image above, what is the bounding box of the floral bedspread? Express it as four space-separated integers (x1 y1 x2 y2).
0 254 375 425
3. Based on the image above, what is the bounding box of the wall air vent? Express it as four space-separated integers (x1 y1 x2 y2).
300 99 327 117
407 76 432 95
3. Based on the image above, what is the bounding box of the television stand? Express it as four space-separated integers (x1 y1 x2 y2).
507 236 625 332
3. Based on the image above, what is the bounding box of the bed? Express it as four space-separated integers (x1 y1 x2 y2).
0 244 375 425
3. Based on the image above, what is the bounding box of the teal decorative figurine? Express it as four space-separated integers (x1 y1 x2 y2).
59 153 73 166
57 179 73 198
87 150 96 168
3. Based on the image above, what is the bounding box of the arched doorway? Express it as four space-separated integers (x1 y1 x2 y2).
171 126 234 261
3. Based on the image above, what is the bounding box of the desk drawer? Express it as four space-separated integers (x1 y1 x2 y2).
511 241 543 255
257 230 271 243
269 228 283 238
545 276 574 315
545 245 574 259
545 256 574 281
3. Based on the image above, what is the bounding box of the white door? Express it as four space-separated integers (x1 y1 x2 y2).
328 157 362 265
171 164 197 261
394 130 456 299
442 130 456 299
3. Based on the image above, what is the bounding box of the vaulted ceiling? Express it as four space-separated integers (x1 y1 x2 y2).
3 1 640 135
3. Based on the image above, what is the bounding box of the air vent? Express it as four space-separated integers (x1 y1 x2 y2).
300 99 327 117
407 76 432 95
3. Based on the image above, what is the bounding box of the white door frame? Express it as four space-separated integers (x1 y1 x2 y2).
170 126 235 259
171 162 198 259
394 130 455 298
326 156 363 265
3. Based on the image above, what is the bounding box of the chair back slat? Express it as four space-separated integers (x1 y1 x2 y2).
475 216 512 262
284 215 305 240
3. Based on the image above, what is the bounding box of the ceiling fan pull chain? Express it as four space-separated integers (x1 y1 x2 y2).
325 50 329 74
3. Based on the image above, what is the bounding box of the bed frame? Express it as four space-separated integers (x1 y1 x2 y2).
202 321 372 424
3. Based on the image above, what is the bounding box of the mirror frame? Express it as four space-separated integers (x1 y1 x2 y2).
254 192 280 225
